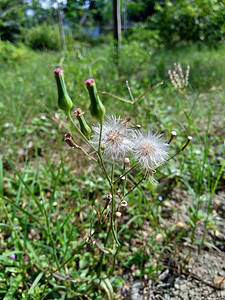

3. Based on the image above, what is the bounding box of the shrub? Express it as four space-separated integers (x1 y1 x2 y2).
24 24 61 51
0 41 30 61
70 24 113 46
126 24 163 53
149 0 225 46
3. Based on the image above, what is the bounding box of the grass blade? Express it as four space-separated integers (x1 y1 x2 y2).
0 195 45 230
0 155 3 196
6 158 44 215
27 272 44 295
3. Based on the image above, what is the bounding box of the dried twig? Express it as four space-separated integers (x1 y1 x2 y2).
126 80 135 102
63 132 96 161
99 81 164 104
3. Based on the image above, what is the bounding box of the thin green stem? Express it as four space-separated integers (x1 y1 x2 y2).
98 120 103 152
96 121 112 186
68 113 112 186
98 246 120 280
190 199 199 244
110 164 120 246
97 228 111 278
111 163 114 189
97 151 111 186
121 172 148 201
68 113 121 281
122 170 128 196
97 164 120 279
113 163 138 184
68 113 97 152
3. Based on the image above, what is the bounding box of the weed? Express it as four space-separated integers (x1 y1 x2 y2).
0 41 224 299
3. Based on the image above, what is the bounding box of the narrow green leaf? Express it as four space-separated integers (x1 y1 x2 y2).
27 272 44 295
0 155 3 196
57 204 82 234
6 158 44 215
211 161 225 195
20 234 42 266
104 278 114 300
118 215 144 235
185 112 201 141
0 195 45 231
100 279 113 300
49 160 63 222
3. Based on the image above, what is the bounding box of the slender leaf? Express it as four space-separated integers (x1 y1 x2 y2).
27 272 44 295
6 158 44 215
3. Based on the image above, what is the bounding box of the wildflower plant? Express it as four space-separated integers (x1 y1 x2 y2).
168 63 190 94
53 69 192 290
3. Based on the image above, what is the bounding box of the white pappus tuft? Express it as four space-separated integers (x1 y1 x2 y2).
91 116 133 162
132 130 169 170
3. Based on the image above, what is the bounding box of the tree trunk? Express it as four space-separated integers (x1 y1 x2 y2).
112 0 121 49
56 0 66 52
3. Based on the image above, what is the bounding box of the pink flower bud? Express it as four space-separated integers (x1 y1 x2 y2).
73 108 83 117
73 108 91 140
54 68 64 74
54 68 73 116
85 78 95 86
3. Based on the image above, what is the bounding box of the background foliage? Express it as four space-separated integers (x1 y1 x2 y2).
23 24 61 50
0 0 224 46
149 0 225 46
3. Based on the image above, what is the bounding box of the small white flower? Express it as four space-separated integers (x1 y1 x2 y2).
132 130 169 169
91 116 133 162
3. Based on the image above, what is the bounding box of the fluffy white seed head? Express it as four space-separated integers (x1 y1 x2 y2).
91 116 133 162
132 130 169 169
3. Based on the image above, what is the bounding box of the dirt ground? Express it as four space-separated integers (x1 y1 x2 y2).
117 190 225 299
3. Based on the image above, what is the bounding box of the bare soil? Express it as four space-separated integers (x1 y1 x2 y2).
117 190 225 299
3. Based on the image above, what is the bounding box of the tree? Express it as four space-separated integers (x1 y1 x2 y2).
126 0 156 22
0 0 57 42
0 0 28 41
64 0 87 25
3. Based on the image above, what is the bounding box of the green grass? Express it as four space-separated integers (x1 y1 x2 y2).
0 41 224 299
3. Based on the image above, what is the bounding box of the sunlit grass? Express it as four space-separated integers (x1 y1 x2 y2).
0 41 224 299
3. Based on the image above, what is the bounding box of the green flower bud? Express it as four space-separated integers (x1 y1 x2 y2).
74 108 91 140
54 68 73 115
85 78 105 122
100 144 106 151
